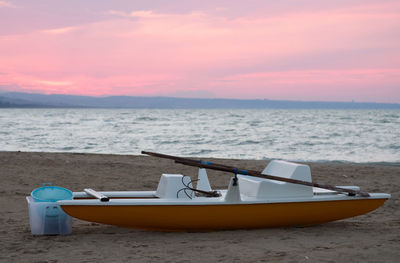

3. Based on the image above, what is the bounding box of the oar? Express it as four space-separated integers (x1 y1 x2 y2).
141 151 370 197
141 151 234 169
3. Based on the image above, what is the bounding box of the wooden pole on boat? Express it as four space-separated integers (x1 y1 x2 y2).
141 151 370 197
141 151 235 170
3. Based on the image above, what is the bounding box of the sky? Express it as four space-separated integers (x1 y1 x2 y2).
0 0 399 103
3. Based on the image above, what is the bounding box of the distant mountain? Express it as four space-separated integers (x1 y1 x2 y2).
0 95 50 108
0 92 399 109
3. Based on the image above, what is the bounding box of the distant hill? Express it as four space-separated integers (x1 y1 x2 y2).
0 92 399 109
0 95 50 108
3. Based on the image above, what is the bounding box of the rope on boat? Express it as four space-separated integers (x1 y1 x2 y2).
177 175 221 199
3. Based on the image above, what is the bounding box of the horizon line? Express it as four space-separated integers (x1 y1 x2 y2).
1 91 399 105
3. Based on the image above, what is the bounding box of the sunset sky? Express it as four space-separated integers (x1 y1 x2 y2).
0 0 399 103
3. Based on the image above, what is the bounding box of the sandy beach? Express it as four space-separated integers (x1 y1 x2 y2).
1 151 399 263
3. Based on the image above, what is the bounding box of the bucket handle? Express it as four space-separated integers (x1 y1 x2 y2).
42 183 53 187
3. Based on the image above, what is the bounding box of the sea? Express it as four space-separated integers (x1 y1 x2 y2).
0 108 399 164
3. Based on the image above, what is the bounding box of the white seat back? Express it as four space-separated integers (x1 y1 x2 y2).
262 160 311 182
155 174 192 199
239 160 313 198
196 168 212 192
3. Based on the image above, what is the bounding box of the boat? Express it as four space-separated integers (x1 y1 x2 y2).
57 152 390 231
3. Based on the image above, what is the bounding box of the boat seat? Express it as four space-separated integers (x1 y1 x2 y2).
238 160 313 198
155 174 193 199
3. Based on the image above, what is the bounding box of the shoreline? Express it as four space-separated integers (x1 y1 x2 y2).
1 150 399 166
1 151 399 262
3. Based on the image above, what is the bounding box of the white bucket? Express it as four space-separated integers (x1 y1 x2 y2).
26 196 72 235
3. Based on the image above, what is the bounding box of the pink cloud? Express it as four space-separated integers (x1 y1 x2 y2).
41 26 77 35
0 1 399 102
0 1 15 8
213 69 400 102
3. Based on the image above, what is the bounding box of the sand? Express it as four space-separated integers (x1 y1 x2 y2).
0 151 399 263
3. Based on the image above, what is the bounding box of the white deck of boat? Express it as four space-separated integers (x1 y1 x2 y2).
59 190 390 206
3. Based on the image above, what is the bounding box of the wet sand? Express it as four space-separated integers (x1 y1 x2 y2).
0 151 399 262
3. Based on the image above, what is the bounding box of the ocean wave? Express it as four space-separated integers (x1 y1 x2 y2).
0 108 399 163
135 117 158 121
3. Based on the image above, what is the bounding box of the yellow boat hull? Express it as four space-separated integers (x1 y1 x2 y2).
61 198 387 231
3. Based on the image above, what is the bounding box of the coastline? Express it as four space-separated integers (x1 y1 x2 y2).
1 150 399 166
1 151 399 262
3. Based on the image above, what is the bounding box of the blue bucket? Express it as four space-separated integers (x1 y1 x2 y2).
31 183 73 202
